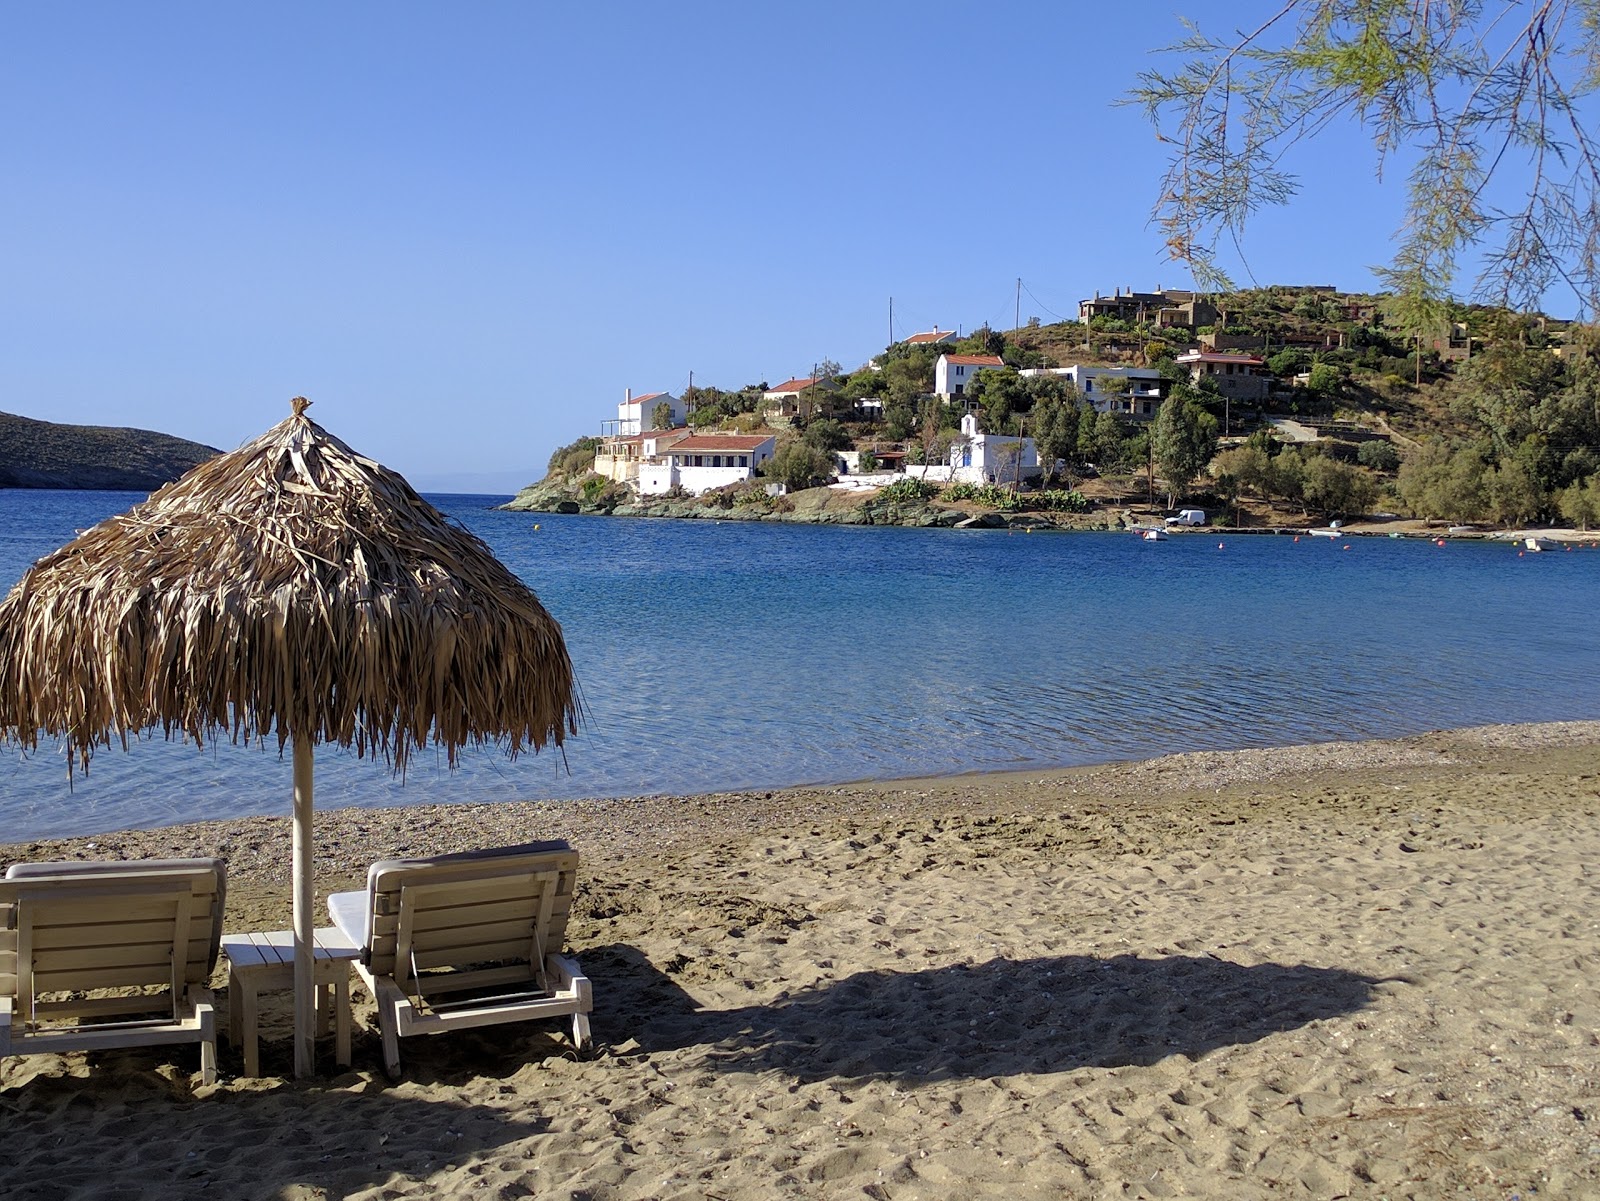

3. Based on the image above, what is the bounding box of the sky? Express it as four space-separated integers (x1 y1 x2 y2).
0 2 1573 492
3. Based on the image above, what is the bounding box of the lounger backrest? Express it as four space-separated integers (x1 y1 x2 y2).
1 859 227 984
359 841 578 983
0 860 225 1026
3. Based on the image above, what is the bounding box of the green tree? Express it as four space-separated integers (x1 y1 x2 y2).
1030 391 1082 484
1214 443 1273 500
1397 440 1491 523
1152 394 1220 507
1558 473 1600 529
1129 3 1600 314
1302 454 1379 518
762 440 835 491
651 400 674 431
802 419 852 453
1485 457 1547 526
1357 440 1400 471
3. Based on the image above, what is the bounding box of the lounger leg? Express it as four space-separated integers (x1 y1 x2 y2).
379 1010 401 1080
571 1011 591 1051
197 997 218 1087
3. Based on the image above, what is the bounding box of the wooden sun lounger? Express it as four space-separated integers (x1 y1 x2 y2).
327 840 590 1079
0 858 225 1085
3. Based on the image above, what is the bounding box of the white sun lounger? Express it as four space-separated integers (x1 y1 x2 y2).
327 841 590 1078
0 858 225 1085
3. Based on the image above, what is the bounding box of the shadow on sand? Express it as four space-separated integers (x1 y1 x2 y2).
587 944 1387 1084
0 1054 545 1201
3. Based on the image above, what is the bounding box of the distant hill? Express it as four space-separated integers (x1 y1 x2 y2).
0 411 221 491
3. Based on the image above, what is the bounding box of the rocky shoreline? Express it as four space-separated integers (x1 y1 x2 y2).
500 477 1594 540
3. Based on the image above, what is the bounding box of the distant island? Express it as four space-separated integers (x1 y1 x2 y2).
0 411 220 491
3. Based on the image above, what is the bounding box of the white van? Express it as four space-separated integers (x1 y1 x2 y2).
1166 509 1206 527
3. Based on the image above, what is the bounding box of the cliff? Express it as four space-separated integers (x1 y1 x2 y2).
0 411 221 490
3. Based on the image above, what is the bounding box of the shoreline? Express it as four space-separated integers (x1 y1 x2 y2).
5 719 1599 893
6 719 1600 1199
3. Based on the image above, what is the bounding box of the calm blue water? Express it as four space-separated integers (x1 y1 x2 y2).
2 488 1598 840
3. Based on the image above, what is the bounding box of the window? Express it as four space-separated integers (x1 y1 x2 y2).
737 455 747 466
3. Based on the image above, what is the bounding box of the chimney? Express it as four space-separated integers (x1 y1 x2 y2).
625 387 632 404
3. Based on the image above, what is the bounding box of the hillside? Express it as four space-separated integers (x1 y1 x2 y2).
0 411 221 490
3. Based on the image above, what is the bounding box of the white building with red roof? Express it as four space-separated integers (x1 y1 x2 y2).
617 388 684 436
637 432 777 497
935 353 1006 398
902 327 958 346
594 427 692 485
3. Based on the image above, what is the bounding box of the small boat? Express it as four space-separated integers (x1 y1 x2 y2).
1309 527 1342 538
1141 528 1167 541
1524 536 1556 552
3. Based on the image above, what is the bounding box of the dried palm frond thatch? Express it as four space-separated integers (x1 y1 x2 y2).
0 397 579 772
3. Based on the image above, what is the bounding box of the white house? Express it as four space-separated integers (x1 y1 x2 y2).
1019 365 1166 419
593 427 691 484
935 353 1005 398
616 389 684 436
948 412 1038 485
637 432 777 497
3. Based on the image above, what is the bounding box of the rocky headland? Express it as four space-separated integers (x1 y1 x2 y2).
501 476 1124 531
0 411 220 490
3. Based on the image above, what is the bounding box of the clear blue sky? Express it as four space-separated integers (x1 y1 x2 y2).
0 3 1544 492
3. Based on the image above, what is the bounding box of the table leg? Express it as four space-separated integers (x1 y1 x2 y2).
335 973 351 1068
240 975 260 1078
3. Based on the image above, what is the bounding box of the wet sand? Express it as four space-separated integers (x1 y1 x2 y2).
4 721 1599 1199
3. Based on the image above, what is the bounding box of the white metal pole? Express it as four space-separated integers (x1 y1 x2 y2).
292 739 315 1079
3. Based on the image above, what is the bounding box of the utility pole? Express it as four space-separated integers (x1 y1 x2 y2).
1015 278 1021 332
888 297 893 348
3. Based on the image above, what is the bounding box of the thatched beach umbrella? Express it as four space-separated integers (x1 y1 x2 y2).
0 398 579 1078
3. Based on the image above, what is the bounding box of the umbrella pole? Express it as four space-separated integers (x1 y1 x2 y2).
293 738 315 1079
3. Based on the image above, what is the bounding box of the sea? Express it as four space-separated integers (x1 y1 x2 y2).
2 488 1598 841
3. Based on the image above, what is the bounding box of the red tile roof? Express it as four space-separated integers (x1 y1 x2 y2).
941 354 1005 366
624 391 668 407
669 434 774 452
765 378 818 394
905 329 955 344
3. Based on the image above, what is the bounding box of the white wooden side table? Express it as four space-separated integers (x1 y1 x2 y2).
221 926 361 1077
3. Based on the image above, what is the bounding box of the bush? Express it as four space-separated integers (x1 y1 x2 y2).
1029 489 1089 513
548 436 601 478
876 477 941 502
1357 441 1400 471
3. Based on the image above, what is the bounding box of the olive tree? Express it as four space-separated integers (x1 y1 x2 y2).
1130 2 1600 317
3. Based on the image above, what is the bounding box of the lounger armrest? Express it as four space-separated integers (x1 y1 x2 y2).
547 954 592 1012
0 995 12 1056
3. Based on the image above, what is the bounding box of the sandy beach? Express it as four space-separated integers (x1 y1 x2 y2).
4 721 1600 1199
